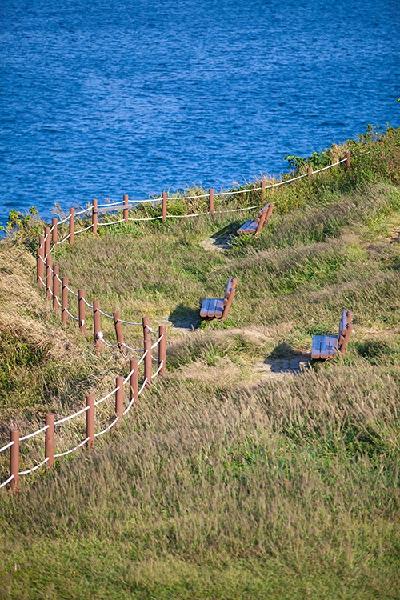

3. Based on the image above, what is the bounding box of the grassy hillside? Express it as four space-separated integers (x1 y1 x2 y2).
0 128 399 599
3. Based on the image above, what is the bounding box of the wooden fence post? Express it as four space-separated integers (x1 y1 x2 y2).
61 277 69 326
93 300 103 352
129 357 139 403
44 226 51 259
37 235 44 287
158 325 167 376
142 316 152 386
115 376 124 419
123 194 129 222
92 199 98 235
113 311 124 352
46 254 53 301
45 413 55 468
69 208 75 245
261 176 267 203
9 429 19 493
345 150 351 169
307 165 313 177
52 264 60 313
78 289 86 335
86 393 95 449
209 188 215 216
162 191 167 222
52 217 59 245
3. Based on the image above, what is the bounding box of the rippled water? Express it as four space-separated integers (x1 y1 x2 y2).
1 0 399 223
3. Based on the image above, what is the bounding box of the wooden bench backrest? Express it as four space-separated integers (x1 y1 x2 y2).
337 309 353 353
222 277 237 319
256 203 273 234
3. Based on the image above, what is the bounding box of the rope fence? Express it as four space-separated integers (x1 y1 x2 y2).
1 151 351 493
45 153 349 247
37 153 349 346
0 325 167 492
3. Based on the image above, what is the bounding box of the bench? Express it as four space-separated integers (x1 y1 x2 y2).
200 277 237 320
237 203 274 236
311 309 353 360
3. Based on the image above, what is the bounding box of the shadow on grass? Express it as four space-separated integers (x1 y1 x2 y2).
168 304 201 330
265 342 311 373
204 222 241 251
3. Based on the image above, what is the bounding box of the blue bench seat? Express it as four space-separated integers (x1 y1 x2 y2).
311 334 338 360
237 219 258 234
237 203 273 236
200 277 237 320
311 309 353 360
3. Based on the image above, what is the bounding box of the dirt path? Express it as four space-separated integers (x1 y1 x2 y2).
172 324 312 385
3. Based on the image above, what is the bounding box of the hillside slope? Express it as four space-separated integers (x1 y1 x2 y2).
0 129 399 599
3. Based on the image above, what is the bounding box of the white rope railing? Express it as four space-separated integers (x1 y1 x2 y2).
0 338 157 490
138 379 147 395
0 475 14 489
54 437 90 458
165 212 201 219
75 207 93 216
19 458 49 476
74 224 92 235
97 307 114 319
54 405 89 427
46 157 347 249
94 384 120 407
19 425 49 442
0 440 14 454
81 297 94 308
137 350 147 366
152 361 164 379
119 318 142 326
58 233 71 244
94 417 119 438
123 366 136 385
150 335 163 351
65 308 79 321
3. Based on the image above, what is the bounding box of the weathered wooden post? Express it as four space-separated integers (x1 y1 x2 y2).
61 277 69 326
261 176 267 203
52 264 60 313
9 429 19 493
69 208 75 245
113 311 124 352
123 194 129 222
129 357 139 403
115 376 124 419
92 199 98 235
37 235 45 288
46 254 53 301
44 226 51 259
93 300 103 352
86 394 95 449
306 165 313 177
209 188 215 216
52 217 59 245
158 325 167 376
45 413 55 468
162 191 167 223
345 150 351 169
78 289 86 335
142 316 152 386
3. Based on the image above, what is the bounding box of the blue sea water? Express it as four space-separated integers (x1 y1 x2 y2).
0 0 399 224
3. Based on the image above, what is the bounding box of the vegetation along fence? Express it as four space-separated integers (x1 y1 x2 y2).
0 151 351 492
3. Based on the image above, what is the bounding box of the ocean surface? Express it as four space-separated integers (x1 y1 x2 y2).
1 0 399 224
